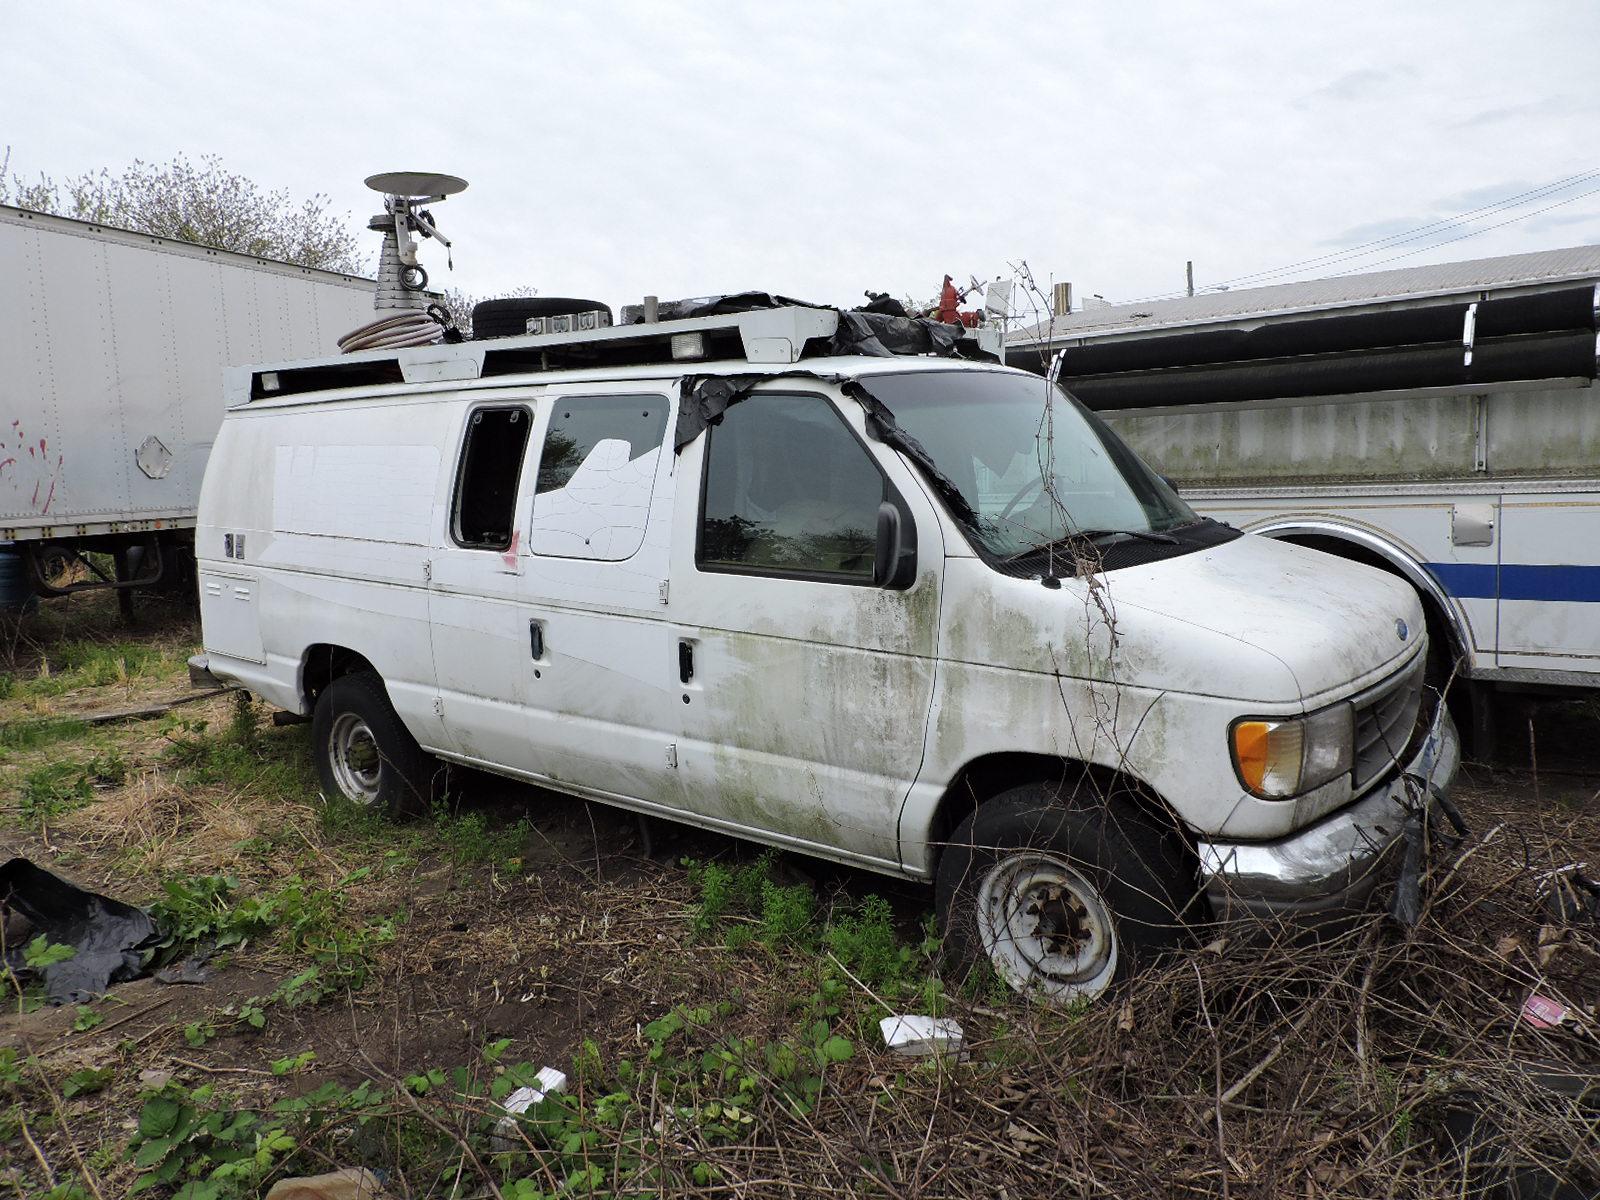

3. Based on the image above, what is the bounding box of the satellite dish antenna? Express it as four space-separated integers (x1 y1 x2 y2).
336 170 470 354
363 170 470 298
364 171 469 201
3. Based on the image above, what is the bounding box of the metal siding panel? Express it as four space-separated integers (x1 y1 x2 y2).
252 272 296 363
0 226 55 523
218 268 263 367
106 240 186 517
29 233 124 520
2 211 376 533
314 281 372 352
1496 495 1600 664
1109 394 1477 486
1485 387 1600 477
165 255 231 503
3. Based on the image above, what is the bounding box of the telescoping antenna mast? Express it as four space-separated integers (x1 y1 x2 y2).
338 171 469 353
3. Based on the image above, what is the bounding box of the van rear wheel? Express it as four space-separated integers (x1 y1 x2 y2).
312 671 434 819
936 784 1195 1003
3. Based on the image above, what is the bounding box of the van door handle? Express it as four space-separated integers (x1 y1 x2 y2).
678 641 694 684
529 620 545 660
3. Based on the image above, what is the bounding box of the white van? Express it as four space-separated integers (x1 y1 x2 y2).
191 302 1459 1000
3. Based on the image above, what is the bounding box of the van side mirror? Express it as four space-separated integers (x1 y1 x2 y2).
874 501 917 589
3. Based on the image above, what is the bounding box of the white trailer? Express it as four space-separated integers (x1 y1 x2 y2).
0 204 374 606
1013 246 1600 750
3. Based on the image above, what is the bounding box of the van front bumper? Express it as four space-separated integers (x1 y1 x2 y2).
1195 708 1461 925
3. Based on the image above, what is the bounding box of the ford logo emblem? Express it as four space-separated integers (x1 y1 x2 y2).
1395 618 1409 641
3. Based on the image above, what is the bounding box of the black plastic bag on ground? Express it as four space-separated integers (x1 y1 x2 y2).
0 857 158 1004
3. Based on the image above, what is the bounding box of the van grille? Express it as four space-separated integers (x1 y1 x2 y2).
1352 653 1426 792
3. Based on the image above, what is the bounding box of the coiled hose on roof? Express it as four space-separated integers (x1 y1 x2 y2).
337 305 450 353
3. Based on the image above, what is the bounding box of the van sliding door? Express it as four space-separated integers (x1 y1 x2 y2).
428 398 542 768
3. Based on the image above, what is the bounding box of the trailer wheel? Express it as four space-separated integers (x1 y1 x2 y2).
936 784 1194 1003
312 671 434 819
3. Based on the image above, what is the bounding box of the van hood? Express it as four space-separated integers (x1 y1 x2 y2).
1106 533 1424 704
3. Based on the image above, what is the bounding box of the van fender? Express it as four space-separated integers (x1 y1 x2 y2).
1247 518 1470 664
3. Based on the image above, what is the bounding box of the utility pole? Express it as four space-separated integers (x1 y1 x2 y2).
1186 260 1195 297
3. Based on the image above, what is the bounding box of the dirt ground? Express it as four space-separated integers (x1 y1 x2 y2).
1 590 1597 1199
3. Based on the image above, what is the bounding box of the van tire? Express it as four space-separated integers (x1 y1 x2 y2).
936 784 1194 1003
312 671 434 820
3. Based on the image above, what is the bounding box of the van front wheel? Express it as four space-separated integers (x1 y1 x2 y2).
936 786 1193 1003
312 671 434 819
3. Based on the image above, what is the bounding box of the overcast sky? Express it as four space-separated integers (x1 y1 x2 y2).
7 2 1599 316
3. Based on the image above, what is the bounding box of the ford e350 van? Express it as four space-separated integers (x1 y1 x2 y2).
190 301 1459 1001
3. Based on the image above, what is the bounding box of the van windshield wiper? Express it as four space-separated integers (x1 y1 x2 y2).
1004 527 1178 564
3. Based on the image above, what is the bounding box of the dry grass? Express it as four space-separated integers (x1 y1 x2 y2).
0 591 1597 1198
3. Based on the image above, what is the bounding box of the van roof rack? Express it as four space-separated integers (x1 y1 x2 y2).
230 304 1002 405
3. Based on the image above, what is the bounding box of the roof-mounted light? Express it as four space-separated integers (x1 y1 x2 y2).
671 332 706 360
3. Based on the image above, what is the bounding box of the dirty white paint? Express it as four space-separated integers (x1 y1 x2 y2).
198 353 1443 888
273 445 438 543
1110 380 1600 686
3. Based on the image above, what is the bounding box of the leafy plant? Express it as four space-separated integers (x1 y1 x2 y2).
270 1051 316 1076
0 1046 24 1087
22 936 77 970
2 151 366 274
825 894 915 989
15 752 125 823
150 875 277 950
127 1085 296 1198
62 1066 113 1098
72 1005 104 1032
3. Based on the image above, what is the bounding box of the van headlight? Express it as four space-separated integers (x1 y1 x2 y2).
1230 704 1354 799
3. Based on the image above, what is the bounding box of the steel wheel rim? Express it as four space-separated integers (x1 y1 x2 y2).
328 712 383 806
975 851 1118 1000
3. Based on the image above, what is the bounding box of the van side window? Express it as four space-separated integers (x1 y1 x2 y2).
452 406 532 550
528 394 669 561
698 393 886 582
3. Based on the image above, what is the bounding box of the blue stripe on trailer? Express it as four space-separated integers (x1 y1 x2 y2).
1424 563 1600 603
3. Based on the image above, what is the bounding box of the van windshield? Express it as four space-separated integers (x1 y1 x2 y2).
862 369 1197 560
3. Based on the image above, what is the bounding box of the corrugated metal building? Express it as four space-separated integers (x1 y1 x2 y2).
1006 245 1600 410
1012 244 1600 351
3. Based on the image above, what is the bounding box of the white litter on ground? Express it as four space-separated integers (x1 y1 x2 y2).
491 1066 569 1151
880 1014 966 1059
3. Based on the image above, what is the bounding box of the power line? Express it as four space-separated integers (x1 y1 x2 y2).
1323 183 1600 276
1116 168 1600 307
1196 168 1600 292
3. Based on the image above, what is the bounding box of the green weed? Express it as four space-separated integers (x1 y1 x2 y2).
149 874 280 951
152 869 395 983
430 800 533 869
14 752 125 823
62 1065 113 1098
825 894 913 989
686 852 813 947
0 715 89 754
118 994 876 1200
160 710 314 801
72 1005 103 1033
684 853 939 1004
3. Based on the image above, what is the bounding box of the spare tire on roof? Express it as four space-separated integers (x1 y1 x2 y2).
470 297 612 340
